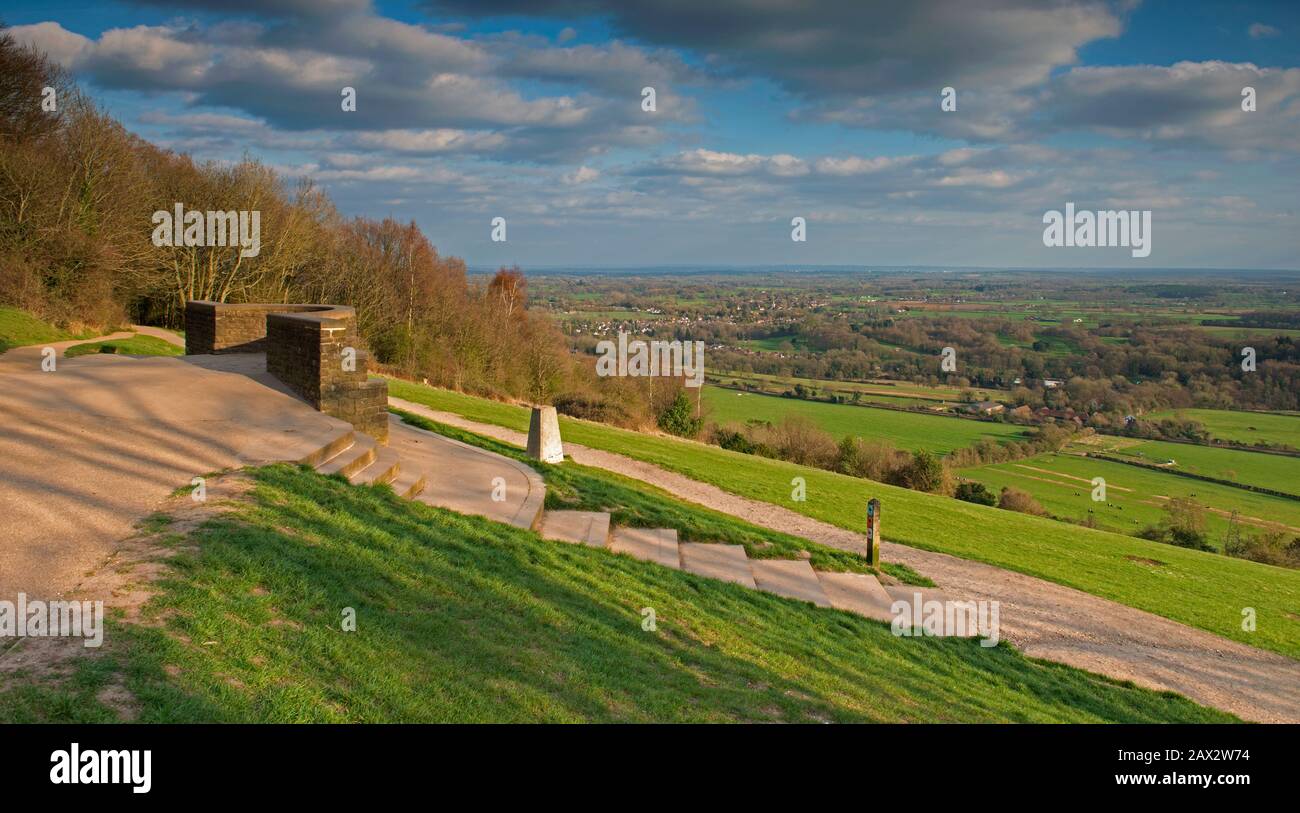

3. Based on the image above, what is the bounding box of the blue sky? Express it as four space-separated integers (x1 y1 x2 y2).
4 0 1298 269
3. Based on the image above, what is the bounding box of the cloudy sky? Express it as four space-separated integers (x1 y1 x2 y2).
5 0 1299 269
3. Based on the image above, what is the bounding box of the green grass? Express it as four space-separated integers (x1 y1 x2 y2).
1100 438 1298 495
0 463 1235 723
703 387 1028 454
1147 408 1300 450
64 334 184 358
386 378 1300 660
959 452 1300 543
740 334 802 352
393 408 930 585
0 306 94 352
710 369 1009 403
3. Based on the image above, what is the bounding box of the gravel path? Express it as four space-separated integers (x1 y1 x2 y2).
391 398 1300 723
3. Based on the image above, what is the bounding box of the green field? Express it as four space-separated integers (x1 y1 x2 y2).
0 462 1231 723
740 334 802 352
386 379 1300 660
1093 437 1299 495
959 452 1300 543
1148 408 1300 450
709 369 1008 403
703 387 1027 454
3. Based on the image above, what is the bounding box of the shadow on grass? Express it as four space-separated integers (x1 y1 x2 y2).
5 463 1235 723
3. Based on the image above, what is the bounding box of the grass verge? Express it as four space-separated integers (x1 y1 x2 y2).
64 334 184 358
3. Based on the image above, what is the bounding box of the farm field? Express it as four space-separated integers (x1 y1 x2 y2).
710 369 1009 403
385 378 1300 660
1198 326 1300 340
1147 408 1300 449
958 451 1300 543
1088 436 1299 495
709 376 943 408
702 386 1028 454
740 334 803 352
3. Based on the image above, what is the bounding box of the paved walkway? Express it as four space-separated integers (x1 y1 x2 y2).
130 325 186 347
389 417 543 529
388 397 1300 723
0 351 353 600
0 341 546 604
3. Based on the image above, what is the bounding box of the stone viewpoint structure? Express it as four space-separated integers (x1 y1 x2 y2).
185 300 389 441
527 405 564 463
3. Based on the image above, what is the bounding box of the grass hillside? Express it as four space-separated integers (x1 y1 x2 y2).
386 378 1300 660
1148 408 1300 449
0 306 94 352
0 464 1234 723
394 409 930 586
702 386 1027 454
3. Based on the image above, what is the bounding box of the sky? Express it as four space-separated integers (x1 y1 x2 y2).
4 0 1299 270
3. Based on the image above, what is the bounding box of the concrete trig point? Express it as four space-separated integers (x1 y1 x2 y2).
865 498 881 567
527 405 564 464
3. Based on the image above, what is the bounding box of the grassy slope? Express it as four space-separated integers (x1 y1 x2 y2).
394 409 930 586
0 306 92 352
959 452 1300 543
0 464 1233 723
386 379 1300 659
1147 408 1300 449
703 387 1027 454
64 334 184 358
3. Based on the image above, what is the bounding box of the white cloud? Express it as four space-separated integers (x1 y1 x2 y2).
562 165 600 184
8 22 91 66
354 128 508 154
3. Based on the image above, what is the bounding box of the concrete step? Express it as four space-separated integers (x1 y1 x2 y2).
750 559 832 607
350 445 400 486
540 510 611 548
387 463 427 499
817 571 895 622
317 434 377 479
609 527 680 569
298 429 355 469
679 543 756 589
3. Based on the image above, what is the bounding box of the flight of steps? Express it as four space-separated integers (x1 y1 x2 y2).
304 429 425 497
295 422 963 633
538 509 962 628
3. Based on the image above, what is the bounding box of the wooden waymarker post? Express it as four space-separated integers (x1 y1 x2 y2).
865 498 881 567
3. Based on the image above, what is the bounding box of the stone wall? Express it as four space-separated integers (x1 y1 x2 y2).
185 300 389 442
184 301 326 354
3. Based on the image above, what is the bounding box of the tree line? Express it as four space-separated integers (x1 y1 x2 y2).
0 26 580 405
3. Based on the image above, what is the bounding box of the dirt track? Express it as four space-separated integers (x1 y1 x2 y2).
392 398 1300 724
